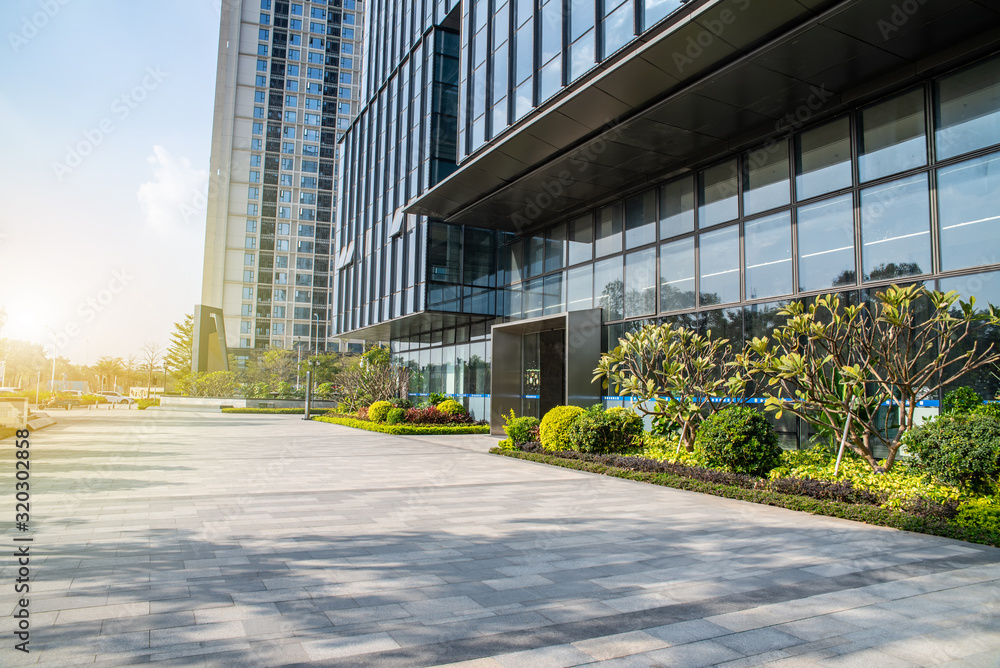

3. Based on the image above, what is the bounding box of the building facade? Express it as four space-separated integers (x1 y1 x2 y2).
336 0 1000 440
199 0 364 366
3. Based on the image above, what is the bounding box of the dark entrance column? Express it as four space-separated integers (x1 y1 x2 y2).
539 329 566 417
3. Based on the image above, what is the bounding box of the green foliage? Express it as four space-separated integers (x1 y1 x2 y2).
240 382 271 399
955 498 1000 533
904 414 1000 495
973 402 1000 419
943 386 982 415
428 392 447 406
362 345 391 367
539 405 585 452
496 438 516 451
595 322 745 451
182 371 240 398
315 382 338 400
736 285 1000 471
386 407 406 425
567 406 644 454
164 314 193 380
136 398 159 410
770 446 961 508
501 410 540 446
368 400 393 423
314 415 490 435
273 381 304 400
437 399 466 416
696 406 782 477
641 434 707 467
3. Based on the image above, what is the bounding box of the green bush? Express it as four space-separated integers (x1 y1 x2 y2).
539 405 585 452
314 415 490 435
315 383 338 400
437 399 466 416
428 392 447 405
973 402 1000 419
567 406 644 454
136 398 159 410
905 414 1000 495
502 410 540 446
386 407 406 424
368 400 393 423
955 498 1000 533
697 406 781 477
221 408 331 415
943 386 982 415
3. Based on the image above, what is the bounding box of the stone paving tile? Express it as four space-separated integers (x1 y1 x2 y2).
7 412 1000 667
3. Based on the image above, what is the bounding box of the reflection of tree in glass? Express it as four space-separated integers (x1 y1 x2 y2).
660 284 696 312
830 269 858 287
867 262 921 281
599 278 624 320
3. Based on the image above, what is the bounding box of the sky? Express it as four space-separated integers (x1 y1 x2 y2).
0 0 224 365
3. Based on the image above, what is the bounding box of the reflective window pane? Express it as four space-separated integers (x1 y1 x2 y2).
567 264 593 311
595 202 623 257
625 189 657 249
699 225 740 306
861 174 931 281
660 237 696 312
644 0 684 29
859 88 927 182
745 211 792 299
545 223 566 273
936 55 1000 160
524 277 544 319
796 117 852 200
660 176 695 239
625 247 656 318
508 240 523 283
543 272 564 315
938 152 1000 271
797 193 856 292
525 235 545 277
594 255 624 321
602 2 633 59
743 139 790 216
568 214 593 265
699 160 738 228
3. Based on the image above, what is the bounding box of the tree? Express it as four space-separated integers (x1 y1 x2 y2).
141 343 162 398
735 285 1000 471
338 346 409 411
123 355 140 394
93 356 123 392
595 323 746 451
164 314 193 379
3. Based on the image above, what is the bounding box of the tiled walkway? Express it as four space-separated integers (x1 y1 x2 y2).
3 411 999 666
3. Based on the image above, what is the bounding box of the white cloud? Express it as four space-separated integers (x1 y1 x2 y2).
136 145 208 235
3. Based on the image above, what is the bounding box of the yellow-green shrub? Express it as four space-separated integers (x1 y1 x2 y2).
955 498 1000 533
539 405 585 452
368 400 393 423
437 399 466 416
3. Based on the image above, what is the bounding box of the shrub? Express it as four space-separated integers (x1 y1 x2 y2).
405 406 460 424
428 392 447 405
904 414 1000 495
973 402 1000 419
437 399 467 416
502 410 540 446
943 386 982 415
954 498 1000 533
315 383 338 400
315 415 489 435
356 405 369 420
697 406 782 477
567 406 644 454
386 407 406 425
539 405 585 452
391 397 413 409
136 398 159 410
368 400 393 423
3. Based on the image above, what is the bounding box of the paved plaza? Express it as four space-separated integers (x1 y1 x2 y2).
2 410 1000 667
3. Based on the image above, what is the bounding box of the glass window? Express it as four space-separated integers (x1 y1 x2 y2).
625 248 656 318
569 31 595 82
525 236 545 278
699 225 739 306
938 152 1000 272
545 223 566 273
567 264 593 311
859 88 927 182
524 278 543 319
861 173 931 281
797 193 856 292
699 160 738 228
543 273 564 315
594 256 624 321
660 237 696 312
644 0 683 29
568 214 593 265
796 116 853 200
595 203 623 257
745 211 792 300
602 1 634 60
660 176 695 239
625 190 657 249
743 139 790 216
936 56 1000 160
508 240 524 283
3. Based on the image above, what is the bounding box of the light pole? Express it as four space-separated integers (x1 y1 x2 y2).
312 313 320 354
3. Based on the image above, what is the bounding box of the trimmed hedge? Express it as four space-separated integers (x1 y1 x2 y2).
490 447 1000 547
221 408 332 415
314 415 490 435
